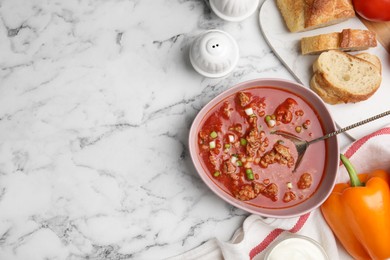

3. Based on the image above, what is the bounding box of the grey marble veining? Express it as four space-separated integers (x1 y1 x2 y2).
0 0 301 259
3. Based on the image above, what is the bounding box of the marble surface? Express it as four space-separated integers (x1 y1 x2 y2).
0 0 353 259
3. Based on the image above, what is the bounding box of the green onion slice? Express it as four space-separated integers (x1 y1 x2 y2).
246 168 254 180
210 131 218 138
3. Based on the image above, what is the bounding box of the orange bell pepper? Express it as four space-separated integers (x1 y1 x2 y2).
320 154 390 260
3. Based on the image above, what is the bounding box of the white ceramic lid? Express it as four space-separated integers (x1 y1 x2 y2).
189 29 239 78
210 0 260 22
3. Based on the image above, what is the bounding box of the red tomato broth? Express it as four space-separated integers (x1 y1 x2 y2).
197 86 326 209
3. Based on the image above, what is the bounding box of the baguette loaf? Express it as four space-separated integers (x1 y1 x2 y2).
301 29 377 55
310 50 382 104
276 0 355 32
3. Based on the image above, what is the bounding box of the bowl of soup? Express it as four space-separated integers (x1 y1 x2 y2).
189 78 339 218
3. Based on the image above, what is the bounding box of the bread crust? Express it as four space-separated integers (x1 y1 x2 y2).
313 71 379 104
301 29 377 55
310 74 343 104
276 0 305 32
277 0 355 32
305 0 355 29
340 29 377 49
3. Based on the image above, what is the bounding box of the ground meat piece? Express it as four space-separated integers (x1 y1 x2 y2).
209 154 217 166
274 98 298 124
297 172 312 189
252 182 266 194
222 160 236 175
274 143 294 167
229 123 242 134
199 130 208 140
251 96 266 111
283 191 296 202
221 101 233 119
248 115 258 128
259 152 273 168
261 183 278 201
230 173 240 181
237 92 251 107
274 143 292 160
235 184 257 201
259 143 295 168
235 182 278 201
258 136 269 153
246 123 262 158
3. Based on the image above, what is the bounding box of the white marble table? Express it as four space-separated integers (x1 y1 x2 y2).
0 0 353 259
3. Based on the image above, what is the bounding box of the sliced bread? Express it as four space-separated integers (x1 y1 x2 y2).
310 74 342 104
276 0 355 32
301 29 377 55
355 52 382 74
310 50 382 104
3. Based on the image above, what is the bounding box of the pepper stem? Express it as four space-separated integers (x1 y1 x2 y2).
340 154 363 187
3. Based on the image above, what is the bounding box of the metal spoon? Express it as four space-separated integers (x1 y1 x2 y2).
272 109 390 172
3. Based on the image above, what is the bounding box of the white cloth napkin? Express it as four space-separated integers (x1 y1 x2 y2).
168 126 390 260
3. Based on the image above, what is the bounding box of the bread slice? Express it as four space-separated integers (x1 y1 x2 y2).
311 75 336 104
355 52 382 74
311 74 342 104
301 32 340 55
340 29 377 50
276 0 355 32
312 52 382 99
301 29 377 55
310 50 382 104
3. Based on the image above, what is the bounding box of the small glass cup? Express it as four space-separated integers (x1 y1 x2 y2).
264 234 329 260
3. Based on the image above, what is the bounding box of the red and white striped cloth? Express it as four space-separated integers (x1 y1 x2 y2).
169 126 390 260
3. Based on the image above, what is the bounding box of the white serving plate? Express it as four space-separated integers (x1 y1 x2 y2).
259 0 390 140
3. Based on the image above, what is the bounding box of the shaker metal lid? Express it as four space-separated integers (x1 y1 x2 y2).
209 0 260 22
189 29 239 78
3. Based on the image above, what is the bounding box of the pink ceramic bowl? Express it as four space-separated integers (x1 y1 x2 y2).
189 78 339 218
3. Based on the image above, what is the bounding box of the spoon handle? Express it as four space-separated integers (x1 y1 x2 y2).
309 109 390 144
